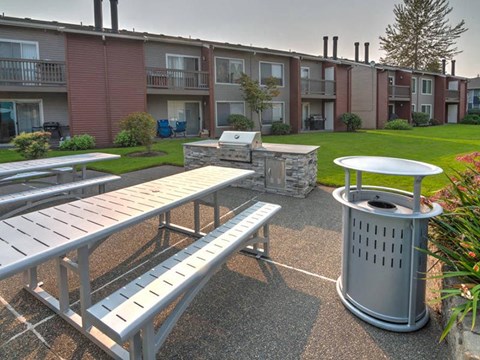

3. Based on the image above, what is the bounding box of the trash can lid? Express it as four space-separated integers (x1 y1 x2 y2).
334 156 443 176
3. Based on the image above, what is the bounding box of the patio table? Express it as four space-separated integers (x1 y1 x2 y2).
0 152 120 181
0 165 254 358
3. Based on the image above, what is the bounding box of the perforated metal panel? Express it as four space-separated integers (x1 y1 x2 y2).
342 208 428 323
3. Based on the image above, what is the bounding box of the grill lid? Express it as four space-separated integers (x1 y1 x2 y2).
218 131 262 149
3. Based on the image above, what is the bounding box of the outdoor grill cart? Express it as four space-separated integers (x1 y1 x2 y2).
333 156 443 332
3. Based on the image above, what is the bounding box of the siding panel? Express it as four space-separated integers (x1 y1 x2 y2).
0 26 65 60
106 38 146 138
66 34 109 145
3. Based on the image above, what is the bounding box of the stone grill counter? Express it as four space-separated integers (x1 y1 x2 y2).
184 140 319 198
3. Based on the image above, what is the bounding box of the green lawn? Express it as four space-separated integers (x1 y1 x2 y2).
1 125 478 195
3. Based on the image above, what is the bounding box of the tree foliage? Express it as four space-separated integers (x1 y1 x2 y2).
379 0 467 72
238 73 280 128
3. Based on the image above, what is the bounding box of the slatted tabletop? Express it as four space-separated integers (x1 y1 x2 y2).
0 166 254 281
0 152 120 178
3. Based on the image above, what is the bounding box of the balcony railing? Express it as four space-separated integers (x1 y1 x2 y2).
0 58 66 86
388 85 411 99
146 68 209 90
446 89 459 101
301 79 336 96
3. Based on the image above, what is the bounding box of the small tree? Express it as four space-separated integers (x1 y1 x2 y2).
341 113 362 132
119 112 156 153
238 73 280 129
12 131 51 159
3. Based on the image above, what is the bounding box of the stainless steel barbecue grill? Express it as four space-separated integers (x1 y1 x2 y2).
218 131 262 163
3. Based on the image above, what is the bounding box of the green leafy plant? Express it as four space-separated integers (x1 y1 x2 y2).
114 130 140 147
468 108 480 116
412 112 430 126
341 113 362 132
384 119 413 130
11 131 51 159
426 152 480 341
227 114 254 131
461 114 480 125
119 112 156 152
59 134 96 151
271 121 291 135
238 73 280 129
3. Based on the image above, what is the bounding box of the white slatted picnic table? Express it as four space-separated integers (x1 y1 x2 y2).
0 166 254 359
0 152 120 181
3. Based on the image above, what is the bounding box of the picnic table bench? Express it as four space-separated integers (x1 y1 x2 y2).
0 166 281 359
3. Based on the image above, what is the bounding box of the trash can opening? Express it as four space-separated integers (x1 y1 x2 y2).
367 200 397 210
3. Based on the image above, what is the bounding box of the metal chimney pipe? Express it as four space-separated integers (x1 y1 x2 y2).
442 59 446 74
323 36 328 58
110 0 118 32
364 42 370 64
354 42 359 62
451 60 456 76
333 36 338 60
94 0 103 31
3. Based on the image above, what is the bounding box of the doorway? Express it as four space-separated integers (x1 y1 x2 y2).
324 102 334 130
301 103 310 130
0 100 42 142
447 104 458 124
167 101 201 136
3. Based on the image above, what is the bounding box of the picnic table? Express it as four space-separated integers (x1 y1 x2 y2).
0 152 120 182
0 152 121 219
0 165 258 359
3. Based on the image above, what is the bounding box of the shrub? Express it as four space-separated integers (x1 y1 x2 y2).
228 114 254 131
461 114 480 125
11 131 51 159
426 152 480 340
341 113 362 132
468 108 480 116
384 119 412 130
120 112 156 152
271 121 291 135
59 134 96 151
412 112 430 126
429 119 443 126
114 130 139 147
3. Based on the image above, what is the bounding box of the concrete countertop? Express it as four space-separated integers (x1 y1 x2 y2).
184 140 319 154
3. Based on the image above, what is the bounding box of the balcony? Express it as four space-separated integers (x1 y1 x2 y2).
146 67 209 95
388 85 411 101
445 89 460 102
301 79 336 99
0 58 67 91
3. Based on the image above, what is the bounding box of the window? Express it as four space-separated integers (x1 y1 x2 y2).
216 102 245 127
166 54 199 71
412 104 416 112
412 78 417 94
0 39 38 59
260 62 284 86
388 76 394 85
421 104 432 118
215 57 244 84
0 99 43 143
261 102 284 125
421 79 432 95
300 67 310 79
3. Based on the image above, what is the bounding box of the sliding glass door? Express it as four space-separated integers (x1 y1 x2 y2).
0 100 42 142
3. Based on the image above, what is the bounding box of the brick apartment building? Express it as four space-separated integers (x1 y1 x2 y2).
0 0 468 146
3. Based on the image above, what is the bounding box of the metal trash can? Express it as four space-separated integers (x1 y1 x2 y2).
333 156 443 332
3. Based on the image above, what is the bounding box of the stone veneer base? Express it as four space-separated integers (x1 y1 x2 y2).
183 142 319 198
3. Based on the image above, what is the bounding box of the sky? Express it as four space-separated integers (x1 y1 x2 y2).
1 0 479 78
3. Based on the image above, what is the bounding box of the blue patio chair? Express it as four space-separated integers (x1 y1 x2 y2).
157 119 172 138
173 121 186 137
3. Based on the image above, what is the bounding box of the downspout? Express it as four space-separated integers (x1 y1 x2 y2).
347 65 353 113
102 36 113 144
